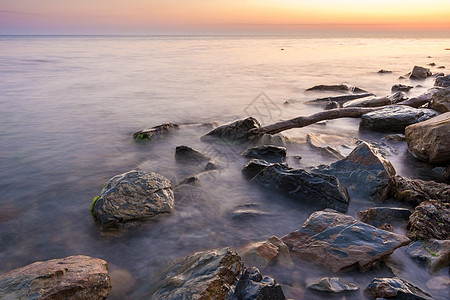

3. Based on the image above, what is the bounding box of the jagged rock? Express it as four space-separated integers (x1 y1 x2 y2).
248 161 350 213
232 267 285 300
306 133 345 159
358 207 411 227
91 170 174 229
242 159 279 180
407 200 450 241
0 255 111 300
324 101 340 110
406 240 450 272
239 236 293 269
308 93 374 104
282 209 410 272
431 86 450 113
201 117 261 143
389 91 409 104
434 74 450 87
256 133 287 147
410 66 432 80
405 112 450 164
342 96 391 108
312 142 396 202
365 277 433 299
175 145 210 163
391 84 413 93
378 69 392 74
133 123 178 141
360 105 438 132
306 277 358 293
242 145 286 163
305 84 368 93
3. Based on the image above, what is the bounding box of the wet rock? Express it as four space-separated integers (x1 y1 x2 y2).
343 96 391 108
434 74 450 87
232 267 285 300
324 101 340 110
428 63 436 66
175 145 210 163
389 91 409 104
201 117 261 143
242 145 286 163
231 204 268 221
256 133 287 147
407 200 450 241
133 122 178 141
410 66 432 80
431 86 450 113
378 69 392 74
305 84 368 93
0 255 111 300
358 207 411 227
365 277 432 299
405 112 450 164
313 142 396 202
91 170 174 229
282 209 410 272
306 277 358 293
391 84 413 93
433 72 445 77
360 105 438 132
406 239 450 272
306 133 345 159
381 133 406 142
249 161 350 213
437 66 445 69
390 175 450 206
239 236 293 269
308 93 374 104
241 159 279 180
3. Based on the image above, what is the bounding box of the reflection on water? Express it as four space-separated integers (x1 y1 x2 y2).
0 36 448 299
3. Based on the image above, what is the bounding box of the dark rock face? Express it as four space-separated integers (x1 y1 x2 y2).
232 267 286 300
407 200 450 241
92 170 174 229
391 84 413 93
390 175 450 206
133 123 178 141
175 145 210 163
405 112 450 164
325 101 340 110
242 159 280 180
249 161 350 213
242 145 287 163
281 209 410 272
431 87 450 113
313 142 396 202
342 96 391 108
365 277 433 299
358 207 412 227
201 117 261 143
306 277 358 293
360 105 438 133
389 91 409 104
305 84 368 93
410 66 432 80
0 255 111 300
406 240 450 272
435 74 450 87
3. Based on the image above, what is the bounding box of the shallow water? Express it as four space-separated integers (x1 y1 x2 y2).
0 35 449 299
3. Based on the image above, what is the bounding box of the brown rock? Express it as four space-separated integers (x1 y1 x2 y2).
407 200 450 240
390 175 450 206
239 236 293 268
431 87 450 113
409 66 432 80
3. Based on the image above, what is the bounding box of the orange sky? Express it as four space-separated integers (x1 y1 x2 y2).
1 0 449 34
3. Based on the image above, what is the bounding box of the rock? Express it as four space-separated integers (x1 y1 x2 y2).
306 133 345 159
249 161 350 213
365 277 433 299
407 200 450 240
378 223 394 232
431 87 450 113
405 112 450 164
389 91 409 104
391 84 413 93
410 66 432 80
390 175 450 206
312 142 396 202
175 145 210 163
256 133 287 147
426 276 450 290
0 255 111 300
242 159 280 180
324 101 340 110
305 84 368 93
433 72 445 77
306 277 358 293
232 267 285 300
438 66 445 69
342 96 391 108
308 93 374 104
282 209 410 272
381 133 406 142
378 69 392 74
434 74 450 87
201 117 261 143
109 265 136 299
360 105 438 132
231 204 268 221
242 145 287 163
91 170 174 229
133 122 178 141
428 63 436 66
406 240 450 272
144 247 243 300
239 236 293 269
358 207 411 227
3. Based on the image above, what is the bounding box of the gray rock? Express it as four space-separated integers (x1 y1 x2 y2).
365 277 433 299
306 277 358 293
407 200 450 241
324 101 340 110
242 159 280 180
434 74 450 87
308 93 374 104
232 267 285 300
242 145 287 163
389 91 409 104
391 84 413 93
378 70 392 74
201 117 261 143
431 86 450 113
92 170 174 229
256 133 287 147
306 133 345 160
306 84 368 93
133 123 178 141
0 255 111 300
360 105 438 132
343 96 391 108
282 209 410 272
410 66 432 80
406 240 450 272
358 207 412 227
381 134 406 142
175 145 210 163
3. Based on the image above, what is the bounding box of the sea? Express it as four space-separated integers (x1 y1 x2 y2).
0 35 449 299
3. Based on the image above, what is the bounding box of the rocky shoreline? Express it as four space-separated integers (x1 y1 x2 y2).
1 66 449 299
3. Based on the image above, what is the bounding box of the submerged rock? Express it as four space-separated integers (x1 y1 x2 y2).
241 159 279 180
133 122 178 141
365 277 433 299
232 267 286 300
405 112 450 164
391 84 413 93
175 145 210 163
435 74 450 87
305 84 368 93
0 255 111 300
378 69 392 74
389 91 409 104
358 207 411 227
431 86 450 113
306 277 358 293
242 145 286 163
360 105 438 132
306 133 345 159
239 236 293 269
91 170 174 229
201 117 261 143
230 204 269 221
407 200 450 241
406 239 450 272
410 65 432 80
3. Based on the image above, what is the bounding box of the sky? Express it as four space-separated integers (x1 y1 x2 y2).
1 0 449 35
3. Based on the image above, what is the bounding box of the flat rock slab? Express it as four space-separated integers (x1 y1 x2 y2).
360 105 438 132
92 170 174 229
232 267 285 300
306 277 358 293
0 255 111 300
406 239 450 272
358 207 411 227
407 200 450 241
133 123 178 141
342 96 391 108
201 117 261 143
242 145 287 163
282 209 410 272
365 277 433 299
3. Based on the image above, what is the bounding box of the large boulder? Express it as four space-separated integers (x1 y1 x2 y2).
312 142 396 202
0 255 111 300
358 207 411 227
409 66 432 80
201 117 261 143
360 105 439 132
232 267 285 300
242 145 286 163
435 74 450 87
405 112 450 164
365 277 433 299
247 161 350 213
431 87 450 113
91 170 174 229
407 200 450 241
406 239 450 272
281 209 410 272
133 123 178 141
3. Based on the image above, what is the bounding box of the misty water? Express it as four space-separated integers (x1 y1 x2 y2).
0 35 449 299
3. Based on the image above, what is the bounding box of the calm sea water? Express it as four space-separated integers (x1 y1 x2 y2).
0 35 449 299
